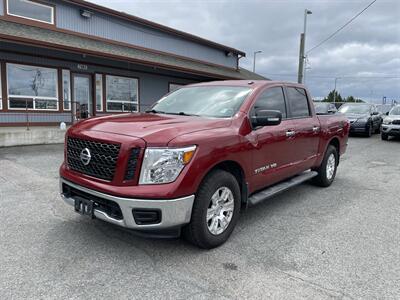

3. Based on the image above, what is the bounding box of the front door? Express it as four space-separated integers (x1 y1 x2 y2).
248 86 296 192
72 74 92 119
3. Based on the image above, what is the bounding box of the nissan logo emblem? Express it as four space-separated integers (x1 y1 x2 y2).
80 148 91 166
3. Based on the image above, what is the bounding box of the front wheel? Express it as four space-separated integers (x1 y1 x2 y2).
312 145 338 187
183 170 241 249
366 123 373 137
375 124 381 134
381 132 389 140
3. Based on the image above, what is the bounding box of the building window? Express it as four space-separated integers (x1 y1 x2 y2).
169 83 184 92
62 69 71 111
7 0 54 25
95 74 103 112
7 63 58 110
106 75 138 112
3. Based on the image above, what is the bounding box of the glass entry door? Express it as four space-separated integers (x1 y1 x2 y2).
72 74 92 119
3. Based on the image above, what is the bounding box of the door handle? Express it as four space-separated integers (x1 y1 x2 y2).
286 130 296 137
312 126 320 132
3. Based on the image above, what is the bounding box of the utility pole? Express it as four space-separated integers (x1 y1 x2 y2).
333 77 340 103
253 50 262 73
297 9 312 84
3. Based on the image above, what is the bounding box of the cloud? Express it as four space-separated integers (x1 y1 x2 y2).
91 0 400 102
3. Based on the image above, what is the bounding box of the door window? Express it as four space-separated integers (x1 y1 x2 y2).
73 75 92 119
251 87 287 118
286 87 310 118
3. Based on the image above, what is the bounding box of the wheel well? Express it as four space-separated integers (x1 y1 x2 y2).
328 137 340 164
207 161 248 207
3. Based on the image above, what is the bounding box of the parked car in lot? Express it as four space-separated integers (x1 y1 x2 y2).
338 103 382 136
376 104 393 117
313 102 338 115
381 105 400 140
60 80 349 249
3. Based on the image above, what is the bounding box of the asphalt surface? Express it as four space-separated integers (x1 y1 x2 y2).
0 135 399 299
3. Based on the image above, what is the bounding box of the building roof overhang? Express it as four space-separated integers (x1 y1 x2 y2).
0 20 265 80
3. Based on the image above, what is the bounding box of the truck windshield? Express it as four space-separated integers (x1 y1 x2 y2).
151 86 252 118
339 104 371 114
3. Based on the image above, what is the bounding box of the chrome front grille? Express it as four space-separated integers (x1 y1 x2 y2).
67 137 121 181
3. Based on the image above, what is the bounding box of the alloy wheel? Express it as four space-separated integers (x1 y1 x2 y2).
326 153 336 180
206 187 235 235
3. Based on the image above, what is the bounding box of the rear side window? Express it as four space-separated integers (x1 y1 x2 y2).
286 87 310 118
252 87 287 118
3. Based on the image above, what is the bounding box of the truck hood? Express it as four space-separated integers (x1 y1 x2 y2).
73 113 231 145
385 115 400 121
344 113 370 121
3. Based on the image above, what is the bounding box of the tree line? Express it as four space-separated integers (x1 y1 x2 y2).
321 90 364 103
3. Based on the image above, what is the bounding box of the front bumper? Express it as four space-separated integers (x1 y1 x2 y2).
382 124 400 136
349 121 368 133
60 178 194 230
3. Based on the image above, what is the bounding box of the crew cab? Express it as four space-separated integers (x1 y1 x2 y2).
60 80 349 249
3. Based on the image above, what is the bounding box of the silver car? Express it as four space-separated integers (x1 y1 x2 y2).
381 106 400 140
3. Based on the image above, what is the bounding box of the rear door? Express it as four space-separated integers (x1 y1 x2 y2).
247 86 296 191
285 86 320 173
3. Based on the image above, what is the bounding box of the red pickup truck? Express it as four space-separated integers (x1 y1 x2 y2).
60 80 349 248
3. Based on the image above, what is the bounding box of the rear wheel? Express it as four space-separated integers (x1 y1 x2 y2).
183 170 241 249
381 132 389 140
312 145 338 187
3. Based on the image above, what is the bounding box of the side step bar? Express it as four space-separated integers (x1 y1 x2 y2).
248 171 318 207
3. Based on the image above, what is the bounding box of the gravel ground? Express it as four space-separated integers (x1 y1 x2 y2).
0 135 399 299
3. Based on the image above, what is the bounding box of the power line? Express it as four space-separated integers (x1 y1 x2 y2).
306 0 377 54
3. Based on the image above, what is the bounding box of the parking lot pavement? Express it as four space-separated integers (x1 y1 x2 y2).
0 135 399 299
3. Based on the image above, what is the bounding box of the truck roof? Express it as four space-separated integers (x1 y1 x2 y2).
188 80 306 89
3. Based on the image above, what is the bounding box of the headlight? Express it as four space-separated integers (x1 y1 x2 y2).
383 119 392 125
139 146 196 184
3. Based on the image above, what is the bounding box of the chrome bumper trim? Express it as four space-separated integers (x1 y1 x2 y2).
60 178 194 230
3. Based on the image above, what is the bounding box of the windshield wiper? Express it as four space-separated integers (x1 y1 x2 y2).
167 112 200 117
146 110 200 117
145 109 165 114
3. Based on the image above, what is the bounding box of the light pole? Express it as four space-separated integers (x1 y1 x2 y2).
253 50 262 73
297 9 312 84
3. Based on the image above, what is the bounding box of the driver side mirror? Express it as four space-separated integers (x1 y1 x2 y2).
251 110 282 128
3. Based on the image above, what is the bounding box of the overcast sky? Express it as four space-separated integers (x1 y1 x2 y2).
91 0 399 103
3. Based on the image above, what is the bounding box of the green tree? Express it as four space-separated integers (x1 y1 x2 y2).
323 90 343 102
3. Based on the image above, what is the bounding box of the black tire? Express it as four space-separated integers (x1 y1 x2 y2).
375 124 381 134
312 145 338 187
381 132 389 141
183 170 241 249
366 123 373 137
